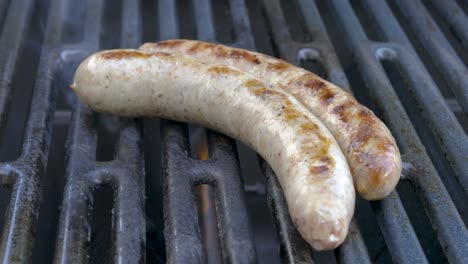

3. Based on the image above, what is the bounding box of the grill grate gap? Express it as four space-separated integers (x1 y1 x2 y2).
396 180 447 263
0 186 12 237
95 0 124 161
211 0 235 43
89 185 114 264
455 0 468 13
140 0 157 42
0 0 48 161
194 184 222 264
100 0 122 49
422 0 468 67
279 0 311 42
350 0 387 42
177 0 196 39
31 119 70 264
381 60 468 224
354 198 392 263
143 119 165 263
141 5 163 257
95 114 120 161
300 58 327 80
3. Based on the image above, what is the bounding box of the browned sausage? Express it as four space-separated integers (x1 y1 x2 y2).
140 40 401 200
72 49 355 250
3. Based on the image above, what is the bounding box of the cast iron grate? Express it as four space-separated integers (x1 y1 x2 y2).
0 0 466 263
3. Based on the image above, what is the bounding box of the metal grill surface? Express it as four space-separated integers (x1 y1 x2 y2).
0 0 466 263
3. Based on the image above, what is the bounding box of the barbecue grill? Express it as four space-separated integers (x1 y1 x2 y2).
0 0 467 263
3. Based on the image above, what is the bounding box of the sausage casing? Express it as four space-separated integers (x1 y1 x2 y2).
140 40 401 200
72 49 355 250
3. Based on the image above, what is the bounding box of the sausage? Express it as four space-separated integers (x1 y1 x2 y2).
72 49 355 250
140 40 401 200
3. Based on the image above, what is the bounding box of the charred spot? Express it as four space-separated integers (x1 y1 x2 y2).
283 107 302 120
268 61 290 71
99 50 153 59
156 39 185 48
304 78 326 91
333 105 345 120
357 124 374 142
320 156 331 164
207 65 239 75
357 109 373 119
300 123 319 132
253 87 275 96
244 79 263 87
318 89 335 104
226 49 261 64
188 42 211 53
310 165 330 175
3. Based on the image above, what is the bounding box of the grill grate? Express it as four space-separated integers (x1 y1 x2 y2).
0 0 467 263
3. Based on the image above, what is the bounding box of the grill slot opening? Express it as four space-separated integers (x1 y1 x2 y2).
397 180 447 262
32 117 70 264
245 187 281 264
189 125 223 263
279 0 311 42
349 0 387 42
141 0 157 42
0 0 46 162
300 57 327 80
421 0 468 67
455 0 468 14
177 0 196 39
355 198 392 263
381 60 468 223
386 0 468 129
0 185 12 236
143 119 165 263
89 185 114 264
100 0 122 49
95 114 120 161
211 0 235 43
194 184 222 263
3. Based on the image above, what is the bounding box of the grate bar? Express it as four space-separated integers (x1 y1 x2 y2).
193 0 216 42
263 164 314 264
121 0 141 48
429 0 468 51
363 0 468 193
297 0 351 91
263 0 373 262
336 220 371 264
330 1 468 262
158 0 179 40
162 123 257 263
371 192 428 263
55 0 145 263
229 0 256 48
202 132 256 263
392 0 468 112
0 0 65 262
0 0 34 123
161 123 204 263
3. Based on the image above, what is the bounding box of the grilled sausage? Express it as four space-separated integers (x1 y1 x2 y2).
140 40 401 200
72 49 355 250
